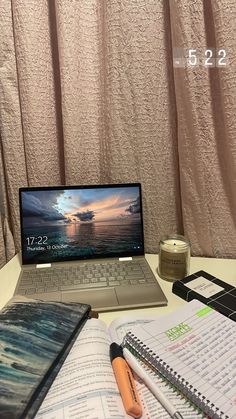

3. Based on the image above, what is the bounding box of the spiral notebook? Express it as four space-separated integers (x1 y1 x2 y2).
123 299 236 419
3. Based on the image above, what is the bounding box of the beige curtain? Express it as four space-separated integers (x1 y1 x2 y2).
0 0 235 269
170 0 236 257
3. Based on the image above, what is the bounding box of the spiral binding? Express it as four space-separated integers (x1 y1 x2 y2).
123 332 230 419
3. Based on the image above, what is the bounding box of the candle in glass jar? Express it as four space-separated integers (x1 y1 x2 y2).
158 234 190 281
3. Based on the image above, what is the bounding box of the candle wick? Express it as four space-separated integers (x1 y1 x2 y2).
174 243 176 245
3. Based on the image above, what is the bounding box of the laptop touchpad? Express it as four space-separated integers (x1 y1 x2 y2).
116 284 165 305
61 289 118 309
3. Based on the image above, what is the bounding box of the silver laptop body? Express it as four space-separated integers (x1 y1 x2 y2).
15 183 167 312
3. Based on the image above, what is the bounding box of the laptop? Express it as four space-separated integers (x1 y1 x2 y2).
15 183 167 311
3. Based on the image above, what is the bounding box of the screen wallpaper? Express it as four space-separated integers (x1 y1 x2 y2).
20 186 143 264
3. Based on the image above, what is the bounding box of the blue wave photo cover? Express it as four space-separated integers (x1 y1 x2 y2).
0 297 90 418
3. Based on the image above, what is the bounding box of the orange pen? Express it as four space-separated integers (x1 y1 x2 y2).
110 342 142 418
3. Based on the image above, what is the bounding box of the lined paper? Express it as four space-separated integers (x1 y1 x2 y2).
125 300 236 418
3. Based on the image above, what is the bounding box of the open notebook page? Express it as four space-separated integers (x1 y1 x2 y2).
36 315 204 419
124 300 236 418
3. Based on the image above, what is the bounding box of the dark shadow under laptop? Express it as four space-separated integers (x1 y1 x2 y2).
15 183 167 311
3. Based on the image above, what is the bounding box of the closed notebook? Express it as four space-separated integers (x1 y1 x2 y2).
172 270 236 321
0 296 91 419
123 299 236 419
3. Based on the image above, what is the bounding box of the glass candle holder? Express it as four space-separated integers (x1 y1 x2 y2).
158 234 190 281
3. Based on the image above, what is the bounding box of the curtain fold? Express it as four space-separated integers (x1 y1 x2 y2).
0 0 235 268
0 0 28 258
169 0 236 257
0 216 15 268
0 136 16 267
54 0 107 184
11 1 64 185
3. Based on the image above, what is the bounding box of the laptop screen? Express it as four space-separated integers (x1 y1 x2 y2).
19 183 144 265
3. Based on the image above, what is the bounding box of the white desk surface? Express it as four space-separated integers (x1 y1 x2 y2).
0 253 235 324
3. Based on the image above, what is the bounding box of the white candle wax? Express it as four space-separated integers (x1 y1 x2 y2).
160 238 188 252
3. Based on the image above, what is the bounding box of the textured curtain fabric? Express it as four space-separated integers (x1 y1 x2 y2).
170 0 236 257
0 0 235 268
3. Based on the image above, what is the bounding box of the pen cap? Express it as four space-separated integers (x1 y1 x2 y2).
110 342 124 362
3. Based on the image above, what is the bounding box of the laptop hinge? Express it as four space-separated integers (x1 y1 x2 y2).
36 263 51 269
119 257 133 261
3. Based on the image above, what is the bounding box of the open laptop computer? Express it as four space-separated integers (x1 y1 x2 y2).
15 183 167 311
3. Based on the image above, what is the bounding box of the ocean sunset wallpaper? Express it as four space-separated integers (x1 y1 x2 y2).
20 185 144 264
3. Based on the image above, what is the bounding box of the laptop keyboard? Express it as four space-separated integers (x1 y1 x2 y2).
18 260 157 296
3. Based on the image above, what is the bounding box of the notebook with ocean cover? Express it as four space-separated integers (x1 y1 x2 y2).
0 296 91 419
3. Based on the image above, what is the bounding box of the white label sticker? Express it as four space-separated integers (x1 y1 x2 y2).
187 276 224 298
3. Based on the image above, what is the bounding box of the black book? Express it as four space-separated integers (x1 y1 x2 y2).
172 270 236 321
